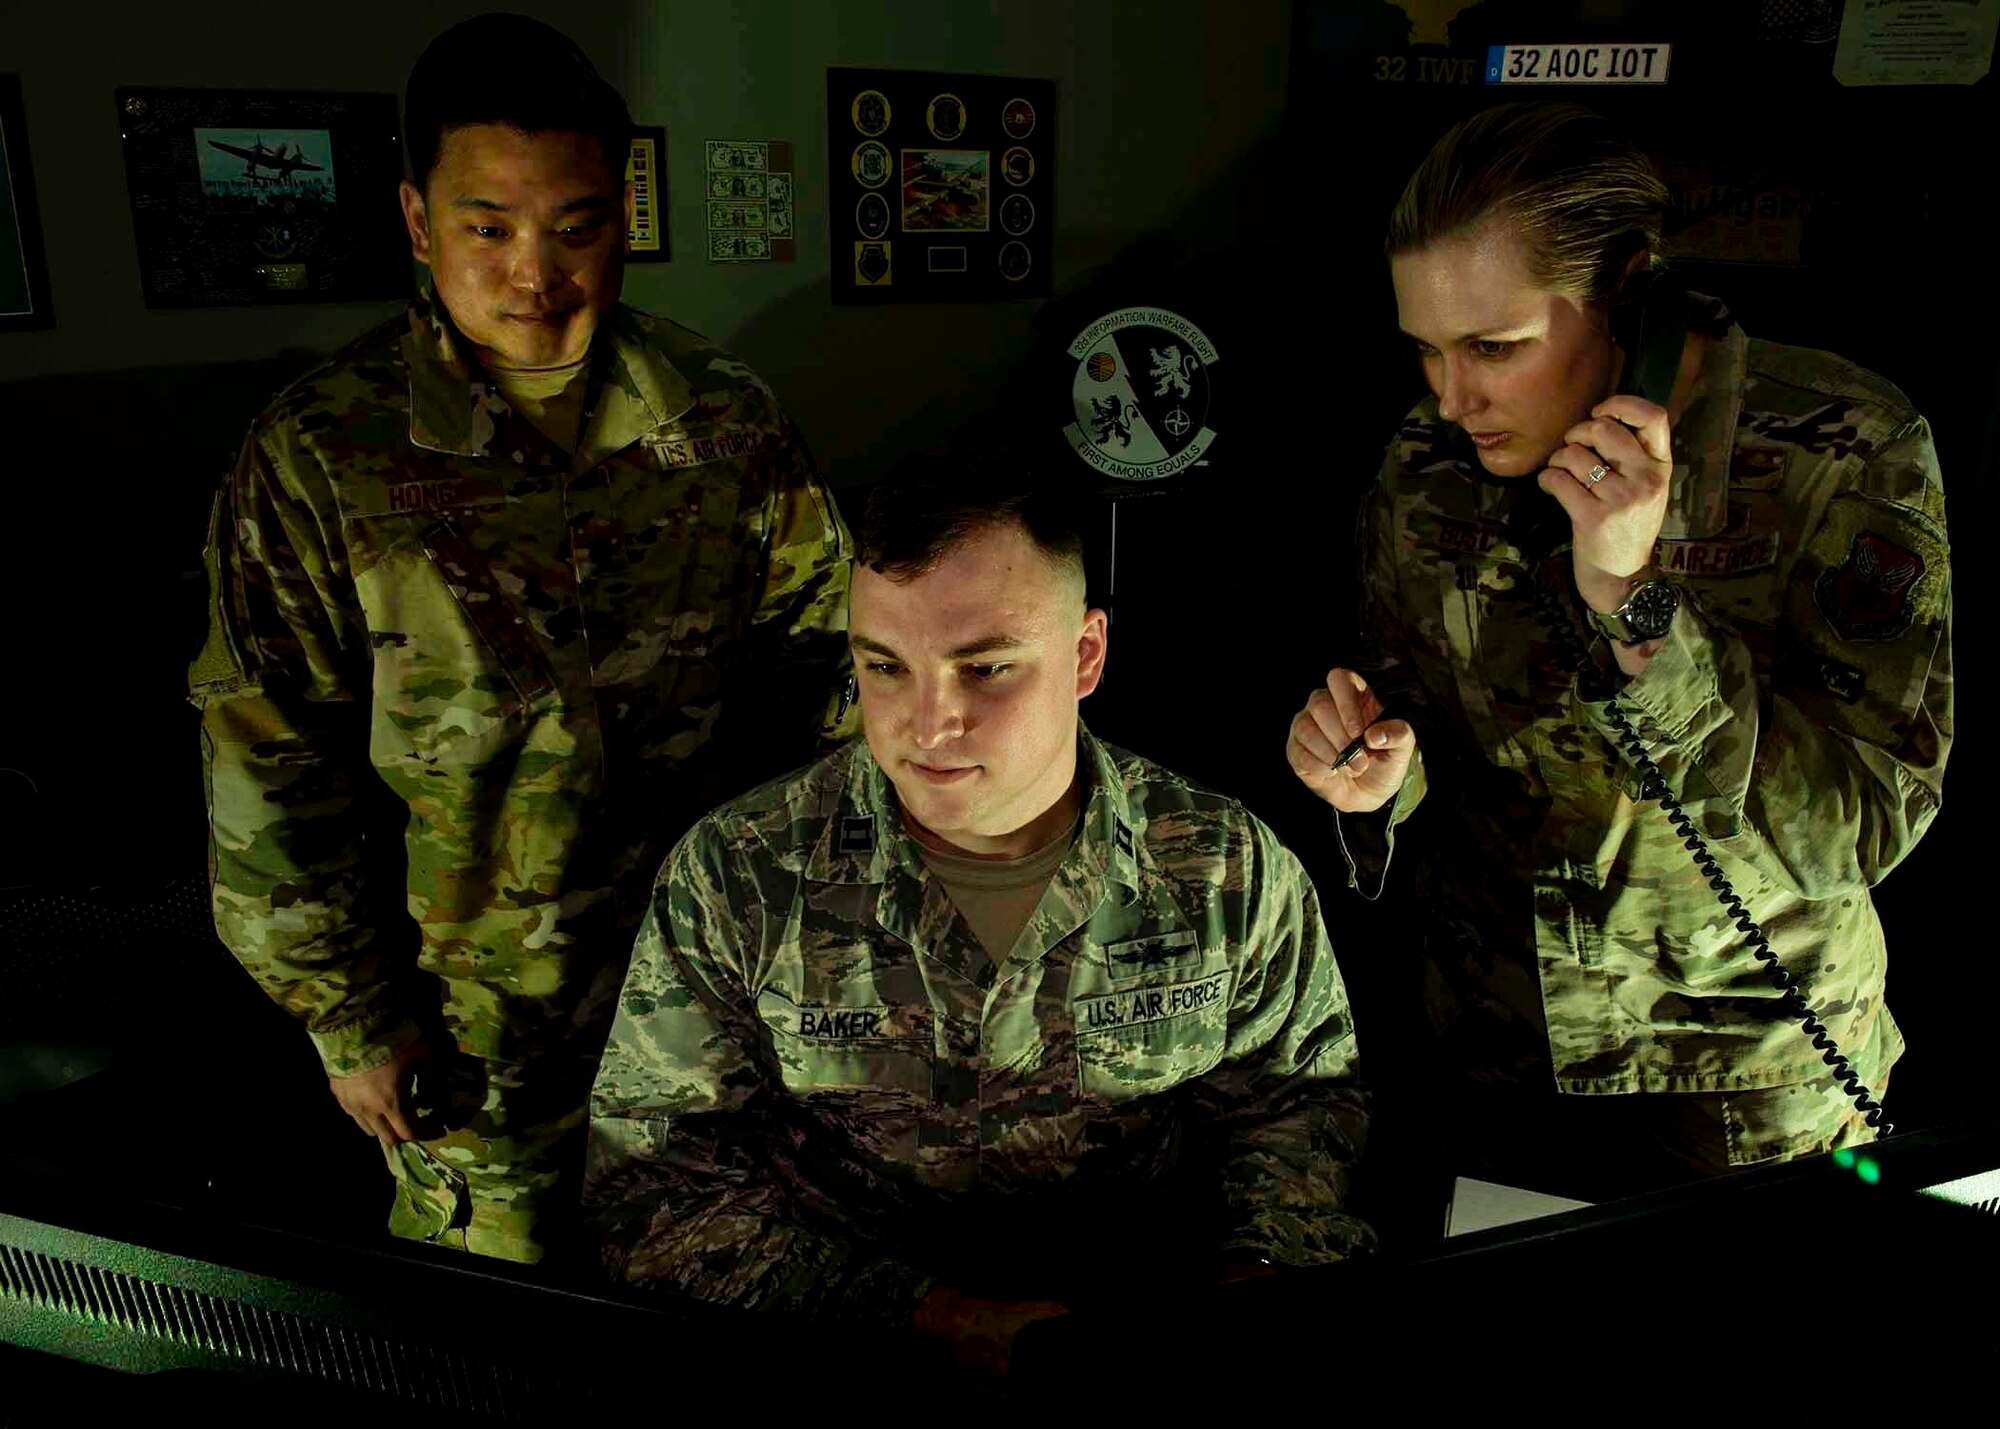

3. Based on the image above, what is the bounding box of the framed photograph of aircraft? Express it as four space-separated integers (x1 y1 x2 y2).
116 87 406 307
0 73 55 331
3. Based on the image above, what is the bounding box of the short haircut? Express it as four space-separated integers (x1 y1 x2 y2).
404 13 633 192
856 447 1088 592
1386 101 1669 307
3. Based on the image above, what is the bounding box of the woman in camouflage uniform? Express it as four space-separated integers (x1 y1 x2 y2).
1286 102 1951 1202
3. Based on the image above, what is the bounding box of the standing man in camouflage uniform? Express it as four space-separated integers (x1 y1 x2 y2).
587 456 1371 1377
192 15 852 1264
1286 103 1951 1201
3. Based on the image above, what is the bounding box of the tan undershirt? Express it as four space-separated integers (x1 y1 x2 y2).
486 355 590 453
916 812 1082 972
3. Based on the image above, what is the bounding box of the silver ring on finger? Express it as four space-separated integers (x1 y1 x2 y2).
1585 463 1610 486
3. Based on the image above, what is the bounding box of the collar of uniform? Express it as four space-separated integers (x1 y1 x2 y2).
803 742 907 887
1659 290 1745 542
801 724 1144 898
1073 722 1144 899
400 282 696 460
575 303 697 470
402 281 505 457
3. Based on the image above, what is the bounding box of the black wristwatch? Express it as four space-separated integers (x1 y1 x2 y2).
1589 578 1680 645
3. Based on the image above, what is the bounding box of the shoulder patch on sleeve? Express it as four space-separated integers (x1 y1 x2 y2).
1799 492 1946 644
1781 490 1949 750
1813 530 1932 643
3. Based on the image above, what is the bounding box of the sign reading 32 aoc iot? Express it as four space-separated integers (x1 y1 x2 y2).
1484 42 1671 84
1063 308 1219 481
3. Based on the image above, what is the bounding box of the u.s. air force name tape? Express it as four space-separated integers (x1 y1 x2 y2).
1076 972 1230 1032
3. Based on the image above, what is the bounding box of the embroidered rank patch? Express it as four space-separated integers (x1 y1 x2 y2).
1075 972 1229 1033
836 815 875 853
1114 820 1135 856
1814 531 1926 642
1729 446 1788 489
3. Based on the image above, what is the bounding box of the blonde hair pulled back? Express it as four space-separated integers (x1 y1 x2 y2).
1387 101 1670 306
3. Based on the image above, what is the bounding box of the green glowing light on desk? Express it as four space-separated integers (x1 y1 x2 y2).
1833 1148 1856 1169
1856 1157 1881 1185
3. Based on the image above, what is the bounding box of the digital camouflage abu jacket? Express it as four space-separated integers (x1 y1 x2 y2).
586 727 1372 1321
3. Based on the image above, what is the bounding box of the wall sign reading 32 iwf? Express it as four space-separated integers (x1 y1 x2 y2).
1063 307 1219 482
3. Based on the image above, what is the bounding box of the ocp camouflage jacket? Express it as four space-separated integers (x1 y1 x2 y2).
193 290 852 1078
1343 294 1950 1104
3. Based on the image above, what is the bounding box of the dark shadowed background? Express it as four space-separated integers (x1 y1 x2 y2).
0 0 1987 1248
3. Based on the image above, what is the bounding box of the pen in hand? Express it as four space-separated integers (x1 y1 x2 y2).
1331 721 1390 773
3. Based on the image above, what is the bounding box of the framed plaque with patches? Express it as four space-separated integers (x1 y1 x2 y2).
827 67 1054 303
115 87 406 308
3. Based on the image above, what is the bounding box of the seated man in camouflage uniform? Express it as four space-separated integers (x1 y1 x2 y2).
585 454 1372 1375
192 16 852 1265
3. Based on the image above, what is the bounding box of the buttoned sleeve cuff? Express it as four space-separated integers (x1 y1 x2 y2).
310 1012 426 1080
1612 601 1724 742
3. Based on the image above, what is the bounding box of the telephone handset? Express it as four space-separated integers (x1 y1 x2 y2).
1517 268 1891 1134
1610 268 1689 407
1506 271 1690 557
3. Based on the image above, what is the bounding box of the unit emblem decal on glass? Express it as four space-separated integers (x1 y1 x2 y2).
1062 307 1221 481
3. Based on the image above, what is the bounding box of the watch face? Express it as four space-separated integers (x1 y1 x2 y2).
1624 581 1679 640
